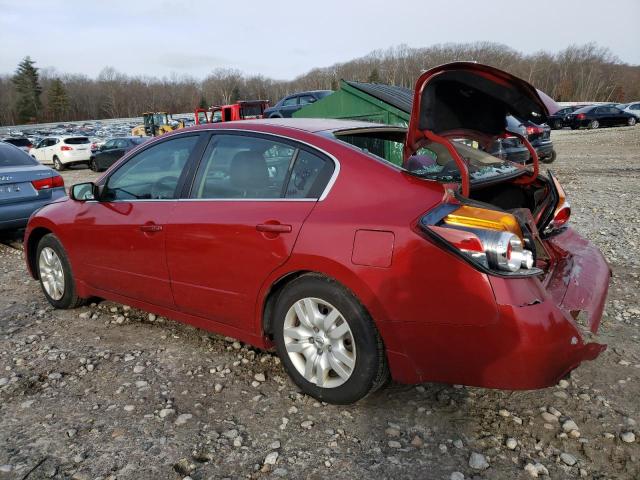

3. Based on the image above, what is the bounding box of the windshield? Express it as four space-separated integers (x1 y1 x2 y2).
333 129 523 184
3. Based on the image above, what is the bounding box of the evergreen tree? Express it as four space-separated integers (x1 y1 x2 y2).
47 78 70 121
12 56 42 123
231 85 241 103
367 67 381 83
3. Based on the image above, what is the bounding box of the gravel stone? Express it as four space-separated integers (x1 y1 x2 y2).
469 452 489 470
620 431 636 443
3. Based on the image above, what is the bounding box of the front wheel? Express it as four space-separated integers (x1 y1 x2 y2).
628 117 637 126
273 274 388 404
53 156 64 171
36 234 86 309
589 120 599 129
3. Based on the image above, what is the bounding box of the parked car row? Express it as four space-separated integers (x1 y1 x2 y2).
548 103 638 129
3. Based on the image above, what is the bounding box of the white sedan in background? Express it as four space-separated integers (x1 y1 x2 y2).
29 136 92 170
618 102 640 120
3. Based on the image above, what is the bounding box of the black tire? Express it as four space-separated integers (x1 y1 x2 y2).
589 120 599 129
269 113 283 119
553 120 563 130
89 159 98 172
36 234 86 309
272 274 388 404
53 156 64 171
541 149 557 164
628 117 637 127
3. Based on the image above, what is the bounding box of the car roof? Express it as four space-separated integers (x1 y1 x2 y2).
226 117 404 134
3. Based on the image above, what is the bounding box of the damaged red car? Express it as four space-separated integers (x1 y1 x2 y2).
24 62 610 404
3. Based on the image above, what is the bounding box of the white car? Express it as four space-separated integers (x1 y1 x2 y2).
618 102 640 120
29 136 92 170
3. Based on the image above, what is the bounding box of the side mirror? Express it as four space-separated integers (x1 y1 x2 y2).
70 182 98 201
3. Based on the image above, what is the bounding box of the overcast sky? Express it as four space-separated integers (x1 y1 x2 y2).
1 0 638 80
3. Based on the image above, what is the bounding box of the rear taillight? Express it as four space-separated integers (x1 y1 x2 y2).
31 175 64 190
60 145 73 151
544 174 571 234
421 204 537 275
526 125 543 135
576 113 586 120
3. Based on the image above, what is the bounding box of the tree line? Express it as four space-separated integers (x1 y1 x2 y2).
1 42 639 126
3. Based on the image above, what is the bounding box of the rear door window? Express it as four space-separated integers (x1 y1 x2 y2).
284 150 334 199
191 134 295 199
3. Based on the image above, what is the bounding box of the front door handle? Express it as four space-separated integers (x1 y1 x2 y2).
140 224 163 233
256 223 292 234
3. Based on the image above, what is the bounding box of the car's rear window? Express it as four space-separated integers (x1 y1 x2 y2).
3 138 31 147
64 137 90 145
130 137 147 145
240 104 264 119
0 144 38 167
573 106 594 114
334 129 523 185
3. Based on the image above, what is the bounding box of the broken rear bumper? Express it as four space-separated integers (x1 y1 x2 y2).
483 227 610 389
386 227 610 389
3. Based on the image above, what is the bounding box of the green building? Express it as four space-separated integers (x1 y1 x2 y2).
294 80 413 165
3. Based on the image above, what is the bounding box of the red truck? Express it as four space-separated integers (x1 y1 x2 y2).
195 100 270 125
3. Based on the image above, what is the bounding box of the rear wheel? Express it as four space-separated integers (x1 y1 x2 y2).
272 274 388 404
36 234 85 309
541 149 556 164
53 156 64 171
89 159 98 172
553 120 563 130
628 117 637 126
589 120 599 129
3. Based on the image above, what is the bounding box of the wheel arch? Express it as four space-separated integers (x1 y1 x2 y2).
259 262 391 341
25 226 53 279
261 270 312 338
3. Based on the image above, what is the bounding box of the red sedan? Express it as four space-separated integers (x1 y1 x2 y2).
24 63 610 404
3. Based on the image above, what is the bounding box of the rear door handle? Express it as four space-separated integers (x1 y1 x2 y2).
140 224 163 233
256 223 292 234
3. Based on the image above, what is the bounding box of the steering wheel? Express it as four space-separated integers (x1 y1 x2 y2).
150 176 178 199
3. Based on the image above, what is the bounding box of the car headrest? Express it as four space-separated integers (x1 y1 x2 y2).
229 151 269 190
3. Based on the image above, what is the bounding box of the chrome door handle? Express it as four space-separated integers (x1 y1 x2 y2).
256 223 292 234
140 224 163 233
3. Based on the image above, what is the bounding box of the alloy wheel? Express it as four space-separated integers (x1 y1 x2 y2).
38 247 65 300
283 297 356 388
629 117 636 126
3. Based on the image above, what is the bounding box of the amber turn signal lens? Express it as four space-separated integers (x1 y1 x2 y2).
443 205 524 242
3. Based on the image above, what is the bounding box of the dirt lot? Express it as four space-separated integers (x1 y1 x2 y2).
1 127 639 480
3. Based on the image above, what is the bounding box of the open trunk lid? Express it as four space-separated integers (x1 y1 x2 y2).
404 62 560 196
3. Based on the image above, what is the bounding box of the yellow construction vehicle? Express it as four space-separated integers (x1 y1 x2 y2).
131 112 185 137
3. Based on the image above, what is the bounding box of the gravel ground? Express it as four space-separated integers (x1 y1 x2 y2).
1 126 639 480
